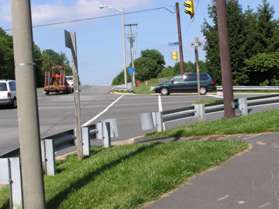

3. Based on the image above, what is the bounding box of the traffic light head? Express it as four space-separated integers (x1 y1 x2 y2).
184 0 195 18
171 51 179 61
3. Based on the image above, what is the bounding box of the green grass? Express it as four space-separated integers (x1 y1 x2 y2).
149 109 279 139
0 187 9 209
0 140 247 209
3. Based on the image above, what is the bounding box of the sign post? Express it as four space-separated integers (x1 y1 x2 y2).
65 30 84 159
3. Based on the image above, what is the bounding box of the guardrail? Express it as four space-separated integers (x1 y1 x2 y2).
0 118 118 208
141 94 279 133
217 86 279 91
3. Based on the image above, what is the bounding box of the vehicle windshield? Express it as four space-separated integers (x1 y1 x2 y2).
0 83 7 91
66 76 73 81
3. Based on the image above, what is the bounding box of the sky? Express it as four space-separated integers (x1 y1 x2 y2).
0 0 279 85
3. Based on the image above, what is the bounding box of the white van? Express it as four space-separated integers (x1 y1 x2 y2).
0 80 17 108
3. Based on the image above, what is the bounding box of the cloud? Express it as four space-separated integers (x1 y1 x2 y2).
0 0 150 25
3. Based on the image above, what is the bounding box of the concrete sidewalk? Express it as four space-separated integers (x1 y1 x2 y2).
143 133 279 209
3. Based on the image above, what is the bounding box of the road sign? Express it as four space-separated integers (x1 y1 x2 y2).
128 67 136 75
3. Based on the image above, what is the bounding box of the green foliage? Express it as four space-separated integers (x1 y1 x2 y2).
135 49 165 81
112 49 166 85
0 27 71 87
0 140 247 209
111 71 131 85
41 49 71 75
0 28 14 80
203 0 279 85
244 52 279 85
157 61 207 79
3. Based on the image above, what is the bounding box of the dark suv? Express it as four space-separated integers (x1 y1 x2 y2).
154 73 216 95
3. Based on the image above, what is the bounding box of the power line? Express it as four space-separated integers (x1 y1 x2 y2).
4 6 175 31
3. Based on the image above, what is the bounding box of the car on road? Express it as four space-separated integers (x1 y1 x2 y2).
154 73 216 95
0 80 17 108
66 76 74 88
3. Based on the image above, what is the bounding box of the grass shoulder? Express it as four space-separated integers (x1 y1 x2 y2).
148 109 279 139
0 140 247 209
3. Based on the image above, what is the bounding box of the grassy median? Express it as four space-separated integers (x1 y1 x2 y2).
149 109 279 139
0 140 247 209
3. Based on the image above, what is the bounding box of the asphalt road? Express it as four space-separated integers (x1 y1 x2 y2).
144 133 279 209
0 86 278 156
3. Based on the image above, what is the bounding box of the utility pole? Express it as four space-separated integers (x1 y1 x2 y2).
125 23 138 87
192 38 202 95
176 2 185 75
11 0 46 209
65 31 83 160
216 0 235 118
121 10 128 88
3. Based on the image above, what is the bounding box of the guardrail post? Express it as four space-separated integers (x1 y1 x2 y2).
140 113 155 131
155 112 164 132
82 127 90 157
194 104 205 120
9 157 23 209
41 140 55 176
238 97 248 116
103 122 112 148
1 157 23 209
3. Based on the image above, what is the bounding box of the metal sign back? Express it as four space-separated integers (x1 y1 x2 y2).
64 30 73 49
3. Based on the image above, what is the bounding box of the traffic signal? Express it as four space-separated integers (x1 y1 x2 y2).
184 0 195 18
171 51 179 61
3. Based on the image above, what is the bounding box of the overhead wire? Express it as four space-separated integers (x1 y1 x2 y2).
4 6 176 31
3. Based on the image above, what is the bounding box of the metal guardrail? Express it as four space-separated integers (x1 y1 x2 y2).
217 86 279 91
141 94 279 133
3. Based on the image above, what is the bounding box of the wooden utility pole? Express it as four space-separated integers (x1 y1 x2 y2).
216 0 235 118
176 2 185 75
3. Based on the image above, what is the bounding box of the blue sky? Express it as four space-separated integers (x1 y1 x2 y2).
0 0 279 85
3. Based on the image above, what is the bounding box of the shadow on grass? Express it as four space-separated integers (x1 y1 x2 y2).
47 143 160 209
0 200 9 209
55 149 105 174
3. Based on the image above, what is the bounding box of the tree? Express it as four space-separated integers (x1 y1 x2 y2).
41 49 71 75
203 0 279 85
245 52 279 85
33 44 44 87
112 49 166 84
134 49 165 81
0 28 14 79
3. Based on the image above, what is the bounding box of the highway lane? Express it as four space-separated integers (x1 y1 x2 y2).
0 87 278 156
0 86 120 155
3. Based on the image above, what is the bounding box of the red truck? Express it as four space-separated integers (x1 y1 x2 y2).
44 66 73 95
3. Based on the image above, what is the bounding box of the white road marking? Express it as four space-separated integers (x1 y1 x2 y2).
218 194 230 201
82 95 124 127
258 202 271 208
238 201 246 205
158 94 166 131
158 94 163 113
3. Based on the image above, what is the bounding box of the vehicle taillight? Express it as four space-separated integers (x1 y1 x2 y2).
211 80 216 86
7 92 11 98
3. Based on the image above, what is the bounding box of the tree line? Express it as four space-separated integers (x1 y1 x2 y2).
113 0 279 86
0 28 71 87
203 0 279 85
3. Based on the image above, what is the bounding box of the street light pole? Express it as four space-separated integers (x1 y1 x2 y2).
121 10 128 88
11 0 45 208
216 0 235 118
99 4 127 87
